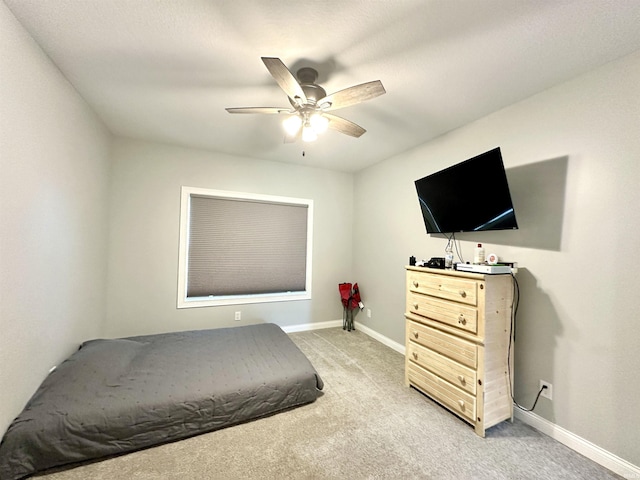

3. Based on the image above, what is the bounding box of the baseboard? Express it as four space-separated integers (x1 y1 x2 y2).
281 319 342 333
514 408 640 478
282 319 406 354
353 322 406 355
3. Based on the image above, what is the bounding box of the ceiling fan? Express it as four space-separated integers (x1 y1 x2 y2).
226 57 386 142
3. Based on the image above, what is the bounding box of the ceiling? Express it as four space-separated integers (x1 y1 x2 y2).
6 0 640 172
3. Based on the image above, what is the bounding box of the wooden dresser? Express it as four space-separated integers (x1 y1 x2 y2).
405 266 514 437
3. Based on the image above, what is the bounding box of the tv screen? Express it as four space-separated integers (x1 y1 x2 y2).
414 147 518 234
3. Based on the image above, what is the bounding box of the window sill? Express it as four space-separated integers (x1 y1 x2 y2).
177 291 311 308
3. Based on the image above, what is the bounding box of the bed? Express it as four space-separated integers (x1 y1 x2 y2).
0 323 324 479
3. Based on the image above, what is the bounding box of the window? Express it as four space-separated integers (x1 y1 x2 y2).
177 187 313 308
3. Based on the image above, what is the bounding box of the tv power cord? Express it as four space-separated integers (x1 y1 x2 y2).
513 384 548 412
506 273 549 412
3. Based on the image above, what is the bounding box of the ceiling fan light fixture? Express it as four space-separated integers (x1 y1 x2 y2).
227 57 386 143
283 115 302 136
302 125 318 142
310 113 329 134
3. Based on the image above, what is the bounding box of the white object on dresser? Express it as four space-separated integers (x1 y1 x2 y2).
405 266 514 437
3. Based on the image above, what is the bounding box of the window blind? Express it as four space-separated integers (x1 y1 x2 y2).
186 195 308 298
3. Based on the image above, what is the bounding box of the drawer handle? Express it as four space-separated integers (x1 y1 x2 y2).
458 400 465 410
458 315 467 325
413 303 419 310
413 280 419 288
412 352 418 360
458 375 466 384
413 331 419 339
459 290 467 298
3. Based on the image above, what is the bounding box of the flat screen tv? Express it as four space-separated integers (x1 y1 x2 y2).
414 147 518 234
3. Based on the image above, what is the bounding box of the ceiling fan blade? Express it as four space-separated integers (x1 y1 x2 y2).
320 80 386 111
225 107 291 114
261 57 307 105
325 113 366 138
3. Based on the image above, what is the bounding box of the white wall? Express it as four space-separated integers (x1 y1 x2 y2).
104 138 353 338
0 3 112 436
353 50 640 466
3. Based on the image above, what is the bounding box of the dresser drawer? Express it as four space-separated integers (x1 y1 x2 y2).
407 292 478 335
408 362 476 422
407 341 477 394
408 271 478 306
407 320 477 368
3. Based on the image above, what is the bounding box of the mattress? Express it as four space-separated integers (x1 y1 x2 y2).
0 323 323 479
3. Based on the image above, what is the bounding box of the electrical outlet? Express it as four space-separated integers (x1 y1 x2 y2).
234 311 241 321
540 380 553 400
366 308 372 318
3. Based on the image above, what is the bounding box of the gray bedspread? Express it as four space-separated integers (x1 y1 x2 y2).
0 323 323 479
